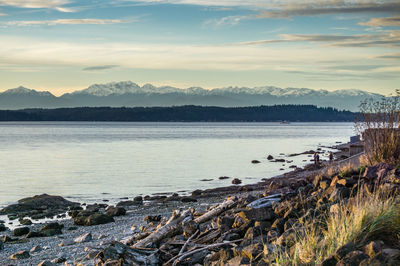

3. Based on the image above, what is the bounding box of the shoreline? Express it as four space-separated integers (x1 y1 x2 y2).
0 142 360 264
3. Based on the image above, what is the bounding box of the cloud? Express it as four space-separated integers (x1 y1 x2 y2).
83 65 119 71
203 15 247 27
120 1 400 17
240 31 400 48
359 16 400 27
257 1 400 18
6 19 126 26
375 53 400 59
0 0 73 12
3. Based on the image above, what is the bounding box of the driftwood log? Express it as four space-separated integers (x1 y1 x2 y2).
98 241 159 266
194 197 236 224
133 209 192 248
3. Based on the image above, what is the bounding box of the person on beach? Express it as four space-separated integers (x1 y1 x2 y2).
314 152 319 165
329 152 334 163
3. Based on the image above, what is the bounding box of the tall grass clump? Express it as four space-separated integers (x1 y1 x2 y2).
276 186 400 265
356 91 400 165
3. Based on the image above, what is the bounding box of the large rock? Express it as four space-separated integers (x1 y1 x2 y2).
74 212 114 226
363 163 394 180
0 194 79 219
241 206 275 221
40 222 63 236
13 226 30 236
337 250 369 266
106 207 126 217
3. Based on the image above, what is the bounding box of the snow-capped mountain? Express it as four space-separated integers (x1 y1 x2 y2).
0 81 382 111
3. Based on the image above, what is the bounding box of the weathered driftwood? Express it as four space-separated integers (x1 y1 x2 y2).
194 197 236 224
99 241 159 266
177 229 199 257
166 239 243 266
133 209 192 248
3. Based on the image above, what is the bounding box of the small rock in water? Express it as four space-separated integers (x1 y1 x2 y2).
200 179 213 181
133 196 143 202
267 155 274 160
10 250 30 260
0 223 7 231
30 245 42 253
74 232 92 243
251 160 261 164
38 260 57 266
19 218 33 225
219 176 230 180
232 178 242 185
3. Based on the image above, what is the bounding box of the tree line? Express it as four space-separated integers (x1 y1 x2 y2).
0 105 355 122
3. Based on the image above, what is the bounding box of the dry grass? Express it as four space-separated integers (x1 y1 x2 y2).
273 184 400 265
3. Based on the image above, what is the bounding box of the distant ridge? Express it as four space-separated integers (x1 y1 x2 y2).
0 105 355 122
0 81 382 111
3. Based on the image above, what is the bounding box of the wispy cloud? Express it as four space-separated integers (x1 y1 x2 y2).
6 18 127 26
121 0 400 17
257 1 400 18
240 31 400 48
375 53 400 59
203 15 247 27
359 16 400 27
0 0 73 12
83 65 119 71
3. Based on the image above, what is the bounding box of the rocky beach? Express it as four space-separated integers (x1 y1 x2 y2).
2 144 400 265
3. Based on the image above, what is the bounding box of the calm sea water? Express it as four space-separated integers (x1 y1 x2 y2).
0 122 354 207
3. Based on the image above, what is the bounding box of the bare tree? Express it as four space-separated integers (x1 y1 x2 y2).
355 90 400 165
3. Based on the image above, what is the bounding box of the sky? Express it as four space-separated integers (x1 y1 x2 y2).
0 0 399 96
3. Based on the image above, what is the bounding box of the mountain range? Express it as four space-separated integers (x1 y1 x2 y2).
0 81 382 111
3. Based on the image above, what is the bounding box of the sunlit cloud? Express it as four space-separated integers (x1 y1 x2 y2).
359 16 400 27
240 31 400 48
0 0 74 12
6 19 127 26
203 15 248 27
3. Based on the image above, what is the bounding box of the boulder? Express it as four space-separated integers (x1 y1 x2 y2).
10 250 30 260
337 250 369 266
241 206 275 221
181 197 197 203
40 222 63 236
363 163 394 180
13 226 30 236
0 194 79 219
335 242 356 260
106 207 126 217
364 241 384 258
329 187 351 202
74 212 115 226
321 256 338 266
